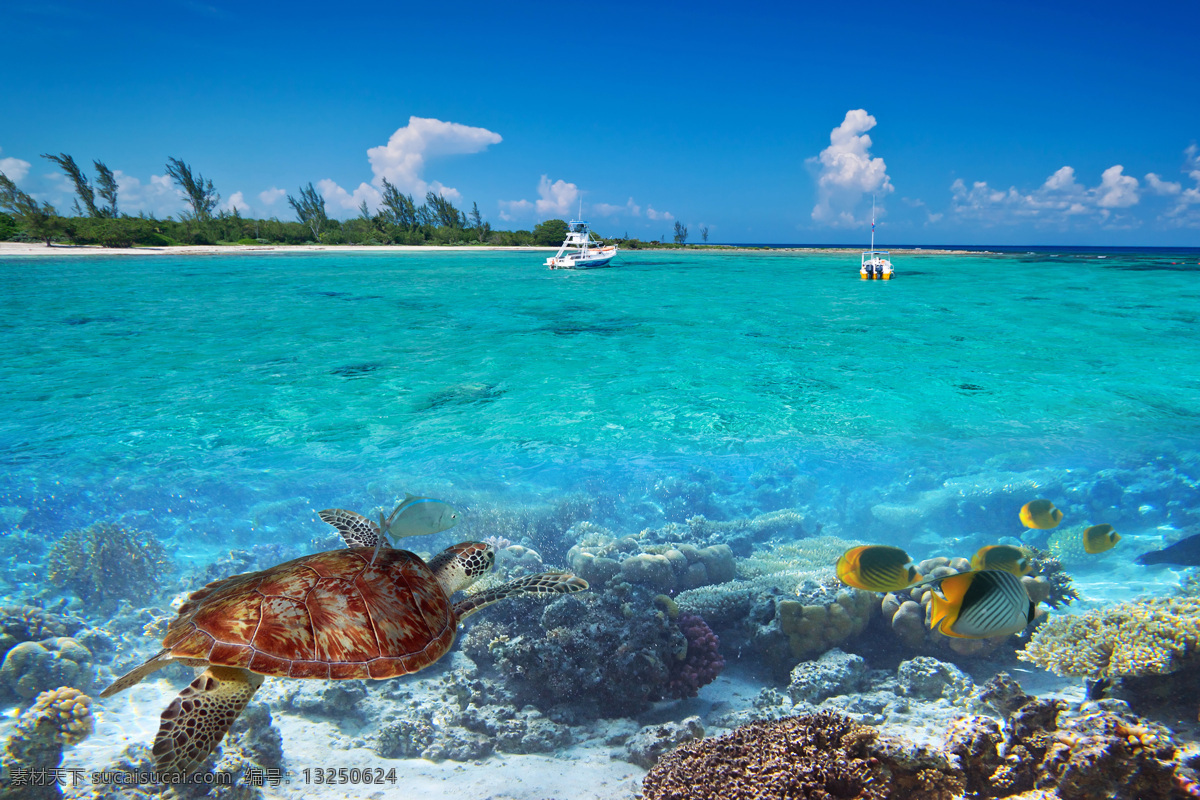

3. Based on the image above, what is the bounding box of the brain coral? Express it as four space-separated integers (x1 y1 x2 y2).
1018 597 1200 678
640 711 963 800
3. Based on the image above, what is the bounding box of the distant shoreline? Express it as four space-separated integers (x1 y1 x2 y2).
0 242 991 257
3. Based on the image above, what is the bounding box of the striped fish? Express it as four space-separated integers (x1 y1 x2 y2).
835 545 922 593
929 569 1035 639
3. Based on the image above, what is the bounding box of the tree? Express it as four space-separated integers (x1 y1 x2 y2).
380 178 418 230
673 220 688 245
42 153 99 217
357 199 372 222
469 202 491 243
424 191 466 229
94 161 118 217
287 182 328 240
532 218 568 246
700 225 709 243
0 171 59 245
165 157 220 222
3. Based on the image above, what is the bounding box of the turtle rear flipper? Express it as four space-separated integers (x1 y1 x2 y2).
454 572 588 621
318 508 382 548
152 666 264 775
99 649 173 698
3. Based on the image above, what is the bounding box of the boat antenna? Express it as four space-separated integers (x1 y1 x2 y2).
870 194 876 252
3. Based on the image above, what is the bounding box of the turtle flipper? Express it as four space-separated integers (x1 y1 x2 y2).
454 572 588 621
99 649 174 698
318 508 381 548
152 666 265 775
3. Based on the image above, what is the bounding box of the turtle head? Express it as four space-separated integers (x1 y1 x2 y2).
429 541 496 596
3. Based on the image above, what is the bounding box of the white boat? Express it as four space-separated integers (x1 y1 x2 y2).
545 219 618 269
860 196 893 280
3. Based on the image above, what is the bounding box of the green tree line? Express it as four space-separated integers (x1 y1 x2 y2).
0 154 664 249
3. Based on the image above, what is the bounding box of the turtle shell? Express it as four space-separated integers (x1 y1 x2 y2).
161 548 455 680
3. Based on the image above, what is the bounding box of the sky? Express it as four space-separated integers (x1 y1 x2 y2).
2 0 1198 246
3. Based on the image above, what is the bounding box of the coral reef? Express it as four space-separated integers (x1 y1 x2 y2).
896 656 974 702
659 613 724 700
460 584 690 719
46 522 172 616
0 687 93 800
880 556 1048 657
566 528 734 592
1018 596 1200 678
0 637 93 701
640 711 963 800
787 648 867 705
0 606 84 661
622 717 704 769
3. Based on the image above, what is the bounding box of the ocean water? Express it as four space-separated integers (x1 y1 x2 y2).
2 247 1200 792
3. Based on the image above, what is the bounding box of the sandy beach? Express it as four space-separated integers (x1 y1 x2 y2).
0 242 986 257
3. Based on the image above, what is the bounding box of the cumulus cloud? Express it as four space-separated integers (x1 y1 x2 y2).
809 109 893 227
646 206 674 221
259 187 286 206
317 116 501 217
366 116 501 197
501 175 581 221
0 147 31 183
498 199 533 221
592 197 641 218
317 178 381 213
1159 144 1200 227
226 191 251 214
949 163 1142 227
114 171 184 218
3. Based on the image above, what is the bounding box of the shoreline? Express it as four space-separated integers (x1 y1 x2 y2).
0 241 992 257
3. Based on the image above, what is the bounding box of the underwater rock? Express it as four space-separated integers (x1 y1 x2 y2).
228 702 285 771
640 712 964 800
376 709 494 762
622 716 704 769
977 671 1033 718
896 656 974 702
1038 710 1181 800
0 687 93 800
0 637 93 701
787 648 868 705
280 680 368 718
943 715 1004 797
567 531 734 593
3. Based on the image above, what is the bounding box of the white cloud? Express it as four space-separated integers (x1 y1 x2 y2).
1160 144 1200 227
1145 173 1181 195
809 109 893 227
227 191 251 214
113 171 184 218
1095 165 1139 208
366 116 501 198
535 175 579 217
500 175 580 221
950 163 1143 228
317 116 500 218
259 187 286 206
317 179 381 213
592 197 641 218
498 199 533 222
0 148 31 183
646 206 674 221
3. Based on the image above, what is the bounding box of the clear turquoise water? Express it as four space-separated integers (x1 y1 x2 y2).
1 248 1199 540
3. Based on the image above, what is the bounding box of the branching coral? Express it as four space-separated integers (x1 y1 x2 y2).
46 522 172 615
640 712 963 800
1018 597 1200 678
0 687 93 800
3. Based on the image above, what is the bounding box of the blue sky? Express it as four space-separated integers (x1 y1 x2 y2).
2 0 1198 245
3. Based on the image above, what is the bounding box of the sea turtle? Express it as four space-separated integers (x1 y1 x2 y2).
100 508 588 775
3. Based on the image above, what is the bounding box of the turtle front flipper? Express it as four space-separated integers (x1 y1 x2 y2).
318 508 382 548
454 572 589 621
152 666 265 775
99 649 174 698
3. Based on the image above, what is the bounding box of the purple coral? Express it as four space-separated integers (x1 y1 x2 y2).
665 613 725 700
